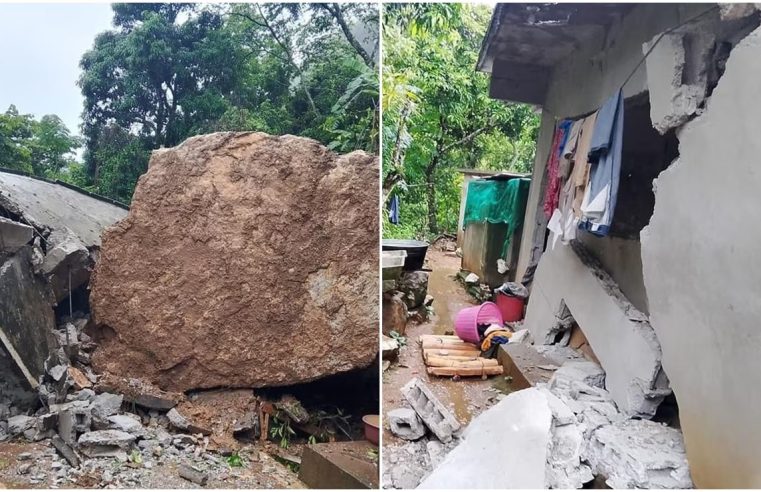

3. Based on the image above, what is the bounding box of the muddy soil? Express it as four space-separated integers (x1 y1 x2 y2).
382 247 513 443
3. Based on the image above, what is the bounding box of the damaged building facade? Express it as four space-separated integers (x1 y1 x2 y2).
478 3 761 488
0 169 128 429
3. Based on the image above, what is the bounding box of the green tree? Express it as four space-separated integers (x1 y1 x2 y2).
0 105 81 177
383 4 539 238
79 3 378 203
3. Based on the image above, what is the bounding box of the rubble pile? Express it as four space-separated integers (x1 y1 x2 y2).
90 132 379 391
406 355 693 489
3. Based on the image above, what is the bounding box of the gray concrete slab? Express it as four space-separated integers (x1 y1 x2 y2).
0 171 127 248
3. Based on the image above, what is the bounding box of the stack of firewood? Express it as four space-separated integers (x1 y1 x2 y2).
420 334 503 378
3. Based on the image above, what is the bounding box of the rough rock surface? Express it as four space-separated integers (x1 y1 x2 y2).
90 132 378 391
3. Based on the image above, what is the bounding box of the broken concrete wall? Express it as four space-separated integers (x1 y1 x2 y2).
513 4 713 283
641 24 761 488
523 241 670 417
91 132 379 392
0 246 57 385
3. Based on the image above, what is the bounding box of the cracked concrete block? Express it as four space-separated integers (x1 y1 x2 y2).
78 429 136 458
89 392 123 424
586 419 692 489
387 408 425 441
551 360 606 389
641 25 761 488
418 388 552 489
523 241 670 417
0 217 33 254
401 378 460 443
7 415 36 435
41 228 90 302
644 32 708 134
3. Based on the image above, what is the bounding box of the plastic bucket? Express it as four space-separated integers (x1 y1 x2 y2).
495 291 526 322
454 302 503 344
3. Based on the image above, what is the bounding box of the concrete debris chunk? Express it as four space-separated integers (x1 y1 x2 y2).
90 132 379 391
77 429 136 458
381 335 400 361
402 378 460 443
419 388 552 489
586 419 693 489
0 217 33 254
387 408 426 441
551 360 606 389
89 392 123 424
41 228 90 302
51 434 81 468
7 415 36 435
107 414 145 436
464 272 479 284
178 464 209 486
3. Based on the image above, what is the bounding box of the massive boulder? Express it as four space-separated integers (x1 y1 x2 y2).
90 132 379 392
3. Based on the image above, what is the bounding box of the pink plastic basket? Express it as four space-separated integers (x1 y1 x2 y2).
454 302 504 344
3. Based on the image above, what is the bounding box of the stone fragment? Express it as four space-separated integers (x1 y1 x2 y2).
41 229 90 302
90 132 379 391
397 271 429 309
89 392 123 423
48 364 67 382
551 360 606 389
402 378 460 443
107 414 145 436
78 430 136 458
67 368 93 391
0 217 33 254
178 464 208 486
387 408 425 441
382 291 407 336
51 434 81 468
381 335 399 361
166 408 189 431
586 419 692 489
464 272 479 284
275 394 309 424
7 415 36 435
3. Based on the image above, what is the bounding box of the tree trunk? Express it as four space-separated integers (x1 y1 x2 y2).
322 4 375 68
425 156 439 234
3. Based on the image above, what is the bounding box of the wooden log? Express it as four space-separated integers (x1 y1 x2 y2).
424 354 482 362
419 334 463 342
427 366 504 377
421 341 478 351
423 348 481 358
425 356 499 368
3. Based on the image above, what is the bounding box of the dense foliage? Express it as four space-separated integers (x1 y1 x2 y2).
2 3 378 204
382 3 539 239
0 105 82 179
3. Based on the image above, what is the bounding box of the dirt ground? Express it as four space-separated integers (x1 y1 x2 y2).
0 439 304 489
382 247 512 445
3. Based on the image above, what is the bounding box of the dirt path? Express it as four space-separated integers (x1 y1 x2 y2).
382 247 510 444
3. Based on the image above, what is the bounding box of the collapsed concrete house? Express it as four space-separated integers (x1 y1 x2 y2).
478 3 761 487
0 169 128 411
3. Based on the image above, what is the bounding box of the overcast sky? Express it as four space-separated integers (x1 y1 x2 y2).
0 3 114 136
